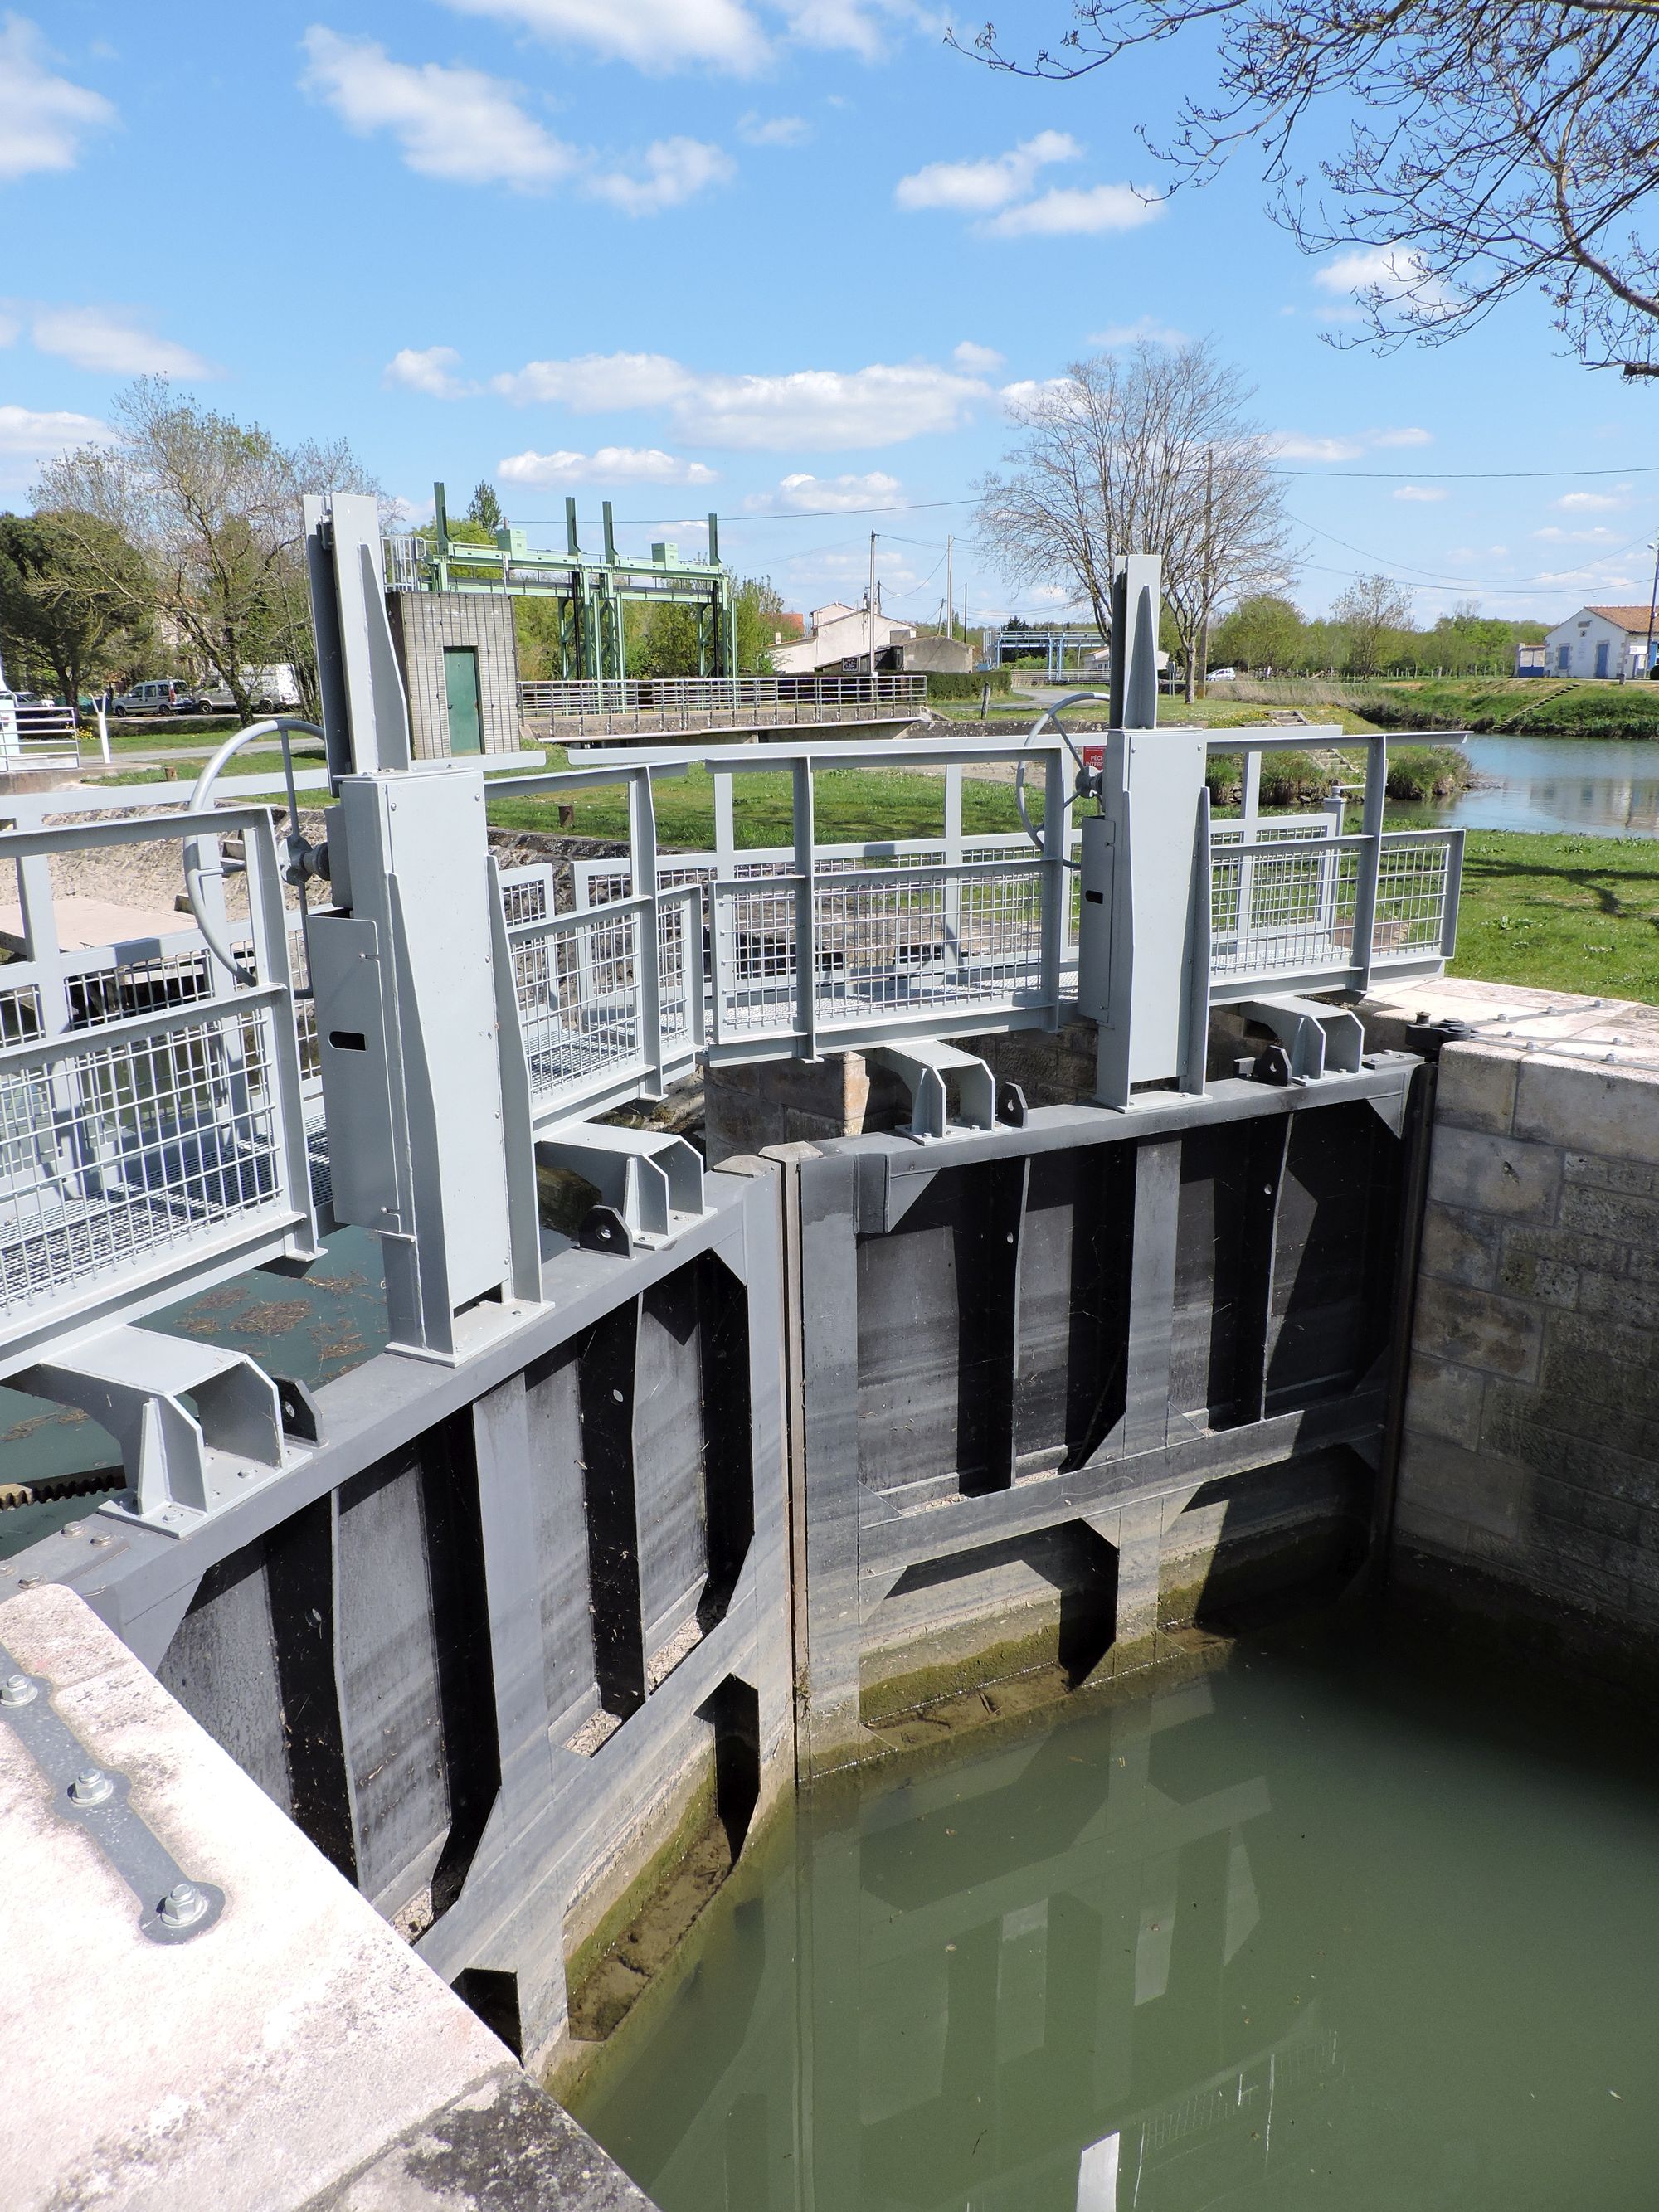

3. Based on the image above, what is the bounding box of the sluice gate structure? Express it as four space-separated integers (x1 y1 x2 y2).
1 516 1474 2206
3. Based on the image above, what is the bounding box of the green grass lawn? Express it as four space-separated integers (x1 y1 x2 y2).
488 758 1045 847
1451 832 1659 1000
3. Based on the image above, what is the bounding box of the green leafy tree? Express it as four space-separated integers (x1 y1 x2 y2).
34 378 378 725
1333 572 1414 678
466 482 504 533
1211 593 1305 673
0 509 153 707
734 575 787 673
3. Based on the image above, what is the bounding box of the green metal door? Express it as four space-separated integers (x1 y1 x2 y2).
444 647 482 755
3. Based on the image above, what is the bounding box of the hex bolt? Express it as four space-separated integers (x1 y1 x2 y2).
159 1882 208 1929
68 1767 114 1807
0 1673 37 1707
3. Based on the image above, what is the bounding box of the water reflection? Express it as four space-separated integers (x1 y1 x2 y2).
576 1635 1659 2211
1392 737 1659 837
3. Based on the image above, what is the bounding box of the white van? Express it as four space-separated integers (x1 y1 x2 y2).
197 664 303 713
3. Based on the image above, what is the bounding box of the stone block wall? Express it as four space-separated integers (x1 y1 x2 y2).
1396 1038 1659 1679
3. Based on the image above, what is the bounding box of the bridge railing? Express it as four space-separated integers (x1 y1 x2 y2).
0 809 317 1373
518 673 927 718
0 695 81 767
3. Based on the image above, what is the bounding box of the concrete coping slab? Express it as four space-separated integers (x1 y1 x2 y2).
0 1582 654 2212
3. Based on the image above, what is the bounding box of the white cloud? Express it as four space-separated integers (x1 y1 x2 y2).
301 28 575 189
985 183 1161 239
1271 425 1433 462
384 345 469 397
1088 315 1186 348
302 31 733 213
953 340 1005 372
0 17 114 181
1000 376 1074 410
1272 433 1364 461
1557 488 1629 512
587 137 734 216
29 305 211 377
499 445 718 486
0 312 18 348
492 351 694 409
1311 244 1454 317
490 348 990 450
678 362 985 449
1393 484 1447 502
437 0 764 71
896 131 1079 214
738 112 810 147
437 0 923 73
1533 524 1620 544
746 469 903 512
0 401 112 493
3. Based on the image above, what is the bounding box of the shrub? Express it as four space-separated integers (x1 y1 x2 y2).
926 668 1014 699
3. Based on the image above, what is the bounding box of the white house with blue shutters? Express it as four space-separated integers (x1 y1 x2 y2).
1541 604 1659 679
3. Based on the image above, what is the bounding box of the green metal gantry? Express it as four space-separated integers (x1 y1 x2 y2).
406 481 737 683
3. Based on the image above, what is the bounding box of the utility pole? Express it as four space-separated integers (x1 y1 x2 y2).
1646 537 1659 678
945 534 955 641
1194 447 1214 705
868 530 878 686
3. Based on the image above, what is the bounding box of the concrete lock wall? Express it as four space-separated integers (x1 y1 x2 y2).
1396 1038 1659 1680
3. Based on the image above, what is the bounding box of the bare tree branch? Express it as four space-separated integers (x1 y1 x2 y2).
952 3 1659 367
974 342 1297 701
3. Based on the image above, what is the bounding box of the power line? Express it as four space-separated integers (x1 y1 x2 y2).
508 456 1659 532
1287 511 1655 589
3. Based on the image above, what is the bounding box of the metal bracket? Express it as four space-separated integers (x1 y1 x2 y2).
1240 994 1365 1084
868 1040 1002 1144
16 1325 301 1539
0 1638 225 1943
538 1123 706 1247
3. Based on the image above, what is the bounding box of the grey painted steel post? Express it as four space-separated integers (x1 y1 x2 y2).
793 759 818 1060
1349 734 1387 994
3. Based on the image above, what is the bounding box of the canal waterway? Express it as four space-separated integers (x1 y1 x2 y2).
573 1621 1659 2211
1393 736 1659 837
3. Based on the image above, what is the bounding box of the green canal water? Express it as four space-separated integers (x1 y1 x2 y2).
572 1622 1659 2211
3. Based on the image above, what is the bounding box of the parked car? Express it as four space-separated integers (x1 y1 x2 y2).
112 678 212 717
1207 666 1239 682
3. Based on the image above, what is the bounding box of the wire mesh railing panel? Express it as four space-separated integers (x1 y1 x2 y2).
499 863 556 926
0 979 41 1043
1209 841 1360 981
713 858 1053 1039
1374 834 1457 959
817 863 1046 1026
657 892 700 1053
713 881 801 1035
0 1004 291 1322
1210 817 1337 845
511 906 648 1106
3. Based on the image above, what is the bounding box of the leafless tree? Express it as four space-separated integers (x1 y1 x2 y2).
974 340 1296 698
34 379 379 723
956 3 1659 371
1333 570 1415 675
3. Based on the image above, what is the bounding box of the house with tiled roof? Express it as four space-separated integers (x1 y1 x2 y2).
1542 605 1659 679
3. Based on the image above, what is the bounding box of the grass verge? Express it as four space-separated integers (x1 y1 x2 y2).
1451 831 1659 1001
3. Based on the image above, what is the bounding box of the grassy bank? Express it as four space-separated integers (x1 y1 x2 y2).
1452 831 1659 1000
1328 677 1659 741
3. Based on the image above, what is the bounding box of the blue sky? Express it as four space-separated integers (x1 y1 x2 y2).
4 0 1659 628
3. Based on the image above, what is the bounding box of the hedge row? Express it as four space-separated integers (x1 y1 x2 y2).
924 668 1014 700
